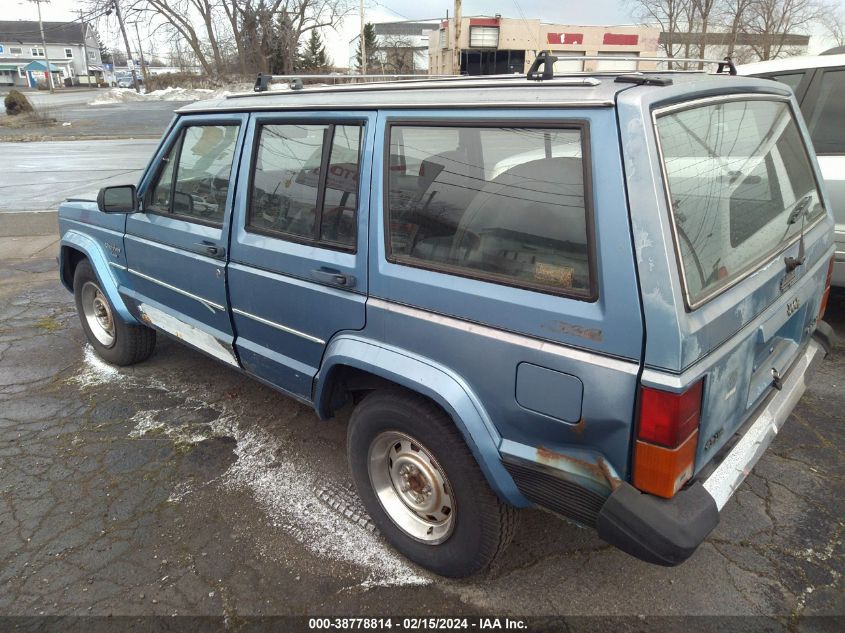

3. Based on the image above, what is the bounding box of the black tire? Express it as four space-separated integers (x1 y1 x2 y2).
347 388 517 577
73 259 156 366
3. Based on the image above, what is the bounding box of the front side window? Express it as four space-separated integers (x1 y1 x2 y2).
10 47 23 56
65 48 73 58
806 69 845 154
146 124 240 224
387 124 592 297
31 48 44 57
656 98 824 306
248 123 362 249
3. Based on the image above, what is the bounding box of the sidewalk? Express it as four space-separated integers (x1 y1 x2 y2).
0 233 59 263
0 211 58 237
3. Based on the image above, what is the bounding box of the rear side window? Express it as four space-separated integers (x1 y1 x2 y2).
248 123 362 249
768 72 805 93
656 98 824 307
386 124 593 298
806 69 845 154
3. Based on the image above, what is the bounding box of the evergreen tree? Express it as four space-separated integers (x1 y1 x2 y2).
98 37 112 64
355 23 378 73
298 29 331 71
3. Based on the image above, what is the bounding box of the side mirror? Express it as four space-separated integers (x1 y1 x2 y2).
97 185 137 213
173 191 194 214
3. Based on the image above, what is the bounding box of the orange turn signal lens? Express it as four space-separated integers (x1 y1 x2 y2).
633 430 698 499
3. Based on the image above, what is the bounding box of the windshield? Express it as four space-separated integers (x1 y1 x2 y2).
655 98 824 307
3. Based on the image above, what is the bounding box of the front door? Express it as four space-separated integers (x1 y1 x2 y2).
122 113 247 366
227 112 375 399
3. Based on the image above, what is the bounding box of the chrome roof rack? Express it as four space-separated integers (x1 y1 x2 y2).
253 72 461 92
526 51 737 80
229 73 601 99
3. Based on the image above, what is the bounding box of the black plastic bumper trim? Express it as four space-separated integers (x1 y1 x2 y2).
502 458 606 527
813 320 835 357
596 481 719 566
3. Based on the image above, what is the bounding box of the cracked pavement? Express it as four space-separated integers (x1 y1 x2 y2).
0 235 842 627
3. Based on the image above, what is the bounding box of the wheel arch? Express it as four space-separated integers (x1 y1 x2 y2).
60 231 138 324
314 335 529 507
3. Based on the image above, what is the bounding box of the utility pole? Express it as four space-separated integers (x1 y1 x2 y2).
452 0 462 76
112 0 140 93
131 21 149 83
78 9 90 83
359 0 365 75
28 0 55 92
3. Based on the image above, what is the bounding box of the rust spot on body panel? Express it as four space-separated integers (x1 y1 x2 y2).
537 445 621 491
545 321 603 342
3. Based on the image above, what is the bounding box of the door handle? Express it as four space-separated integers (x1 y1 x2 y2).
311 268 356 288
193 241 225 258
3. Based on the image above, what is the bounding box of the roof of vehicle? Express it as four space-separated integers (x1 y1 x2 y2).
737 53 845 75
176 72 781 114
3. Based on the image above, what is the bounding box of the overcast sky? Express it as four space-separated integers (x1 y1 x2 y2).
5 0 843 67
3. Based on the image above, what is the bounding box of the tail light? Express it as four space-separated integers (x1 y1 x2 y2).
818 256 834 320
633 380 703 499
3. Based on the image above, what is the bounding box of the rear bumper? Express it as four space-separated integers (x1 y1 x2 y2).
597 331 828 566
832 250 845 287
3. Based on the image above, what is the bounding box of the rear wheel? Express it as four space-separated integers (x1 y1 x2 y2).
73 259 156 366
347 389 516 577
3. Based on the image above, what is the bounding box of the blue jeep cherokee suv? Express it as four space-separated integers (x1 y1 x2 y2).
58 65 836 577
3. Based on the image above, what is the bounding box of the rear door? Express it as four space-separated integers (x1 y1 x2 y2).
123 113 247 366
620 86 835 472
227 112 374 399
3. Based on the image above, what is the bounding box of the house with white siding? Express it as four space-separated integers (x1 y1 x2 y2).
0 20 104 88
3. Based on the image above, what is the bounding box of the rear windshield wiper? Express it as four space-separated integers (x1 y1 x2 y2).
784 195 812 273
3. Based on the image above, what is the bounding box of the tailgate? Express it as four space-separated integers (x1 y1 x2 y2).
626 90 835 475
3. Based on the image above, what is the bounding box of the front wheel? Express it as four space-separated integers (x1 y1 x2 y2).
347 389 517 577
73 259 156 366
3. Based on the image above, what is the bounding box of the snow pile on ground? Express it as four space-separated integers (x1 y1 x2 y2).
73 344 123 388
89 83 276 105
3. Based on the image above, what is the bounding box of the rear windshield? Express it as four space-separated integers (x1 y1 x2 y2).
655 97 824 307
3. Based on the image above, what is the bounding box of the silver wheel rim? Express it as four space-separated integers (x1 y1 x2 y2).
81 281 115 347
368 431 455 544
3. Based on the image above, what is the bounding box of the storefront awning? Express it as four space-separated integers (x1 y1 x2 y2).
24 60 62 72
0 64 20 71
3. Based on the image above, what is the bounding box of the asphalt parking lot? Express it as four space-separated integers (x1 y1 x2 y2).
0 229 843 630
0 93 187 141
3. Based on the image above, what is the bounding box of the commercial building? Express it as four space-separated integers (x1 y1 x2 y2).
428 16 661 75
349 21 439 74
0 20 104 88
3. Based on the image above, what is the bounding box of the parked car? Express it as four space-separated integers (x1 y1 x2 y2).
116 75 143 89
739 49 845 287
57 65 836 577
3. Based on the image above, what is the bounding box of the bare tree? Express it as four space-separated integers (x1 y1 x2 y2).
631 0 692 63
744 0 826 59
629 0 829 63
692 0 719 65
819 4 845 47
378 35 419 74
718 0 755 59
218 1 351 75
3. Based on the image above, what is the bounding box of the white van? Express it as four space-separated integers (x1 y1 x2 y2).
739 49 845 286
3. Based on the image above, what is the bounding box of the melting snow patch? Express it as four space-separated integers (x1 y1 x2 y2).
122 378 429 586
223 427 431 587
88 83 282 106
73 345 121 388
